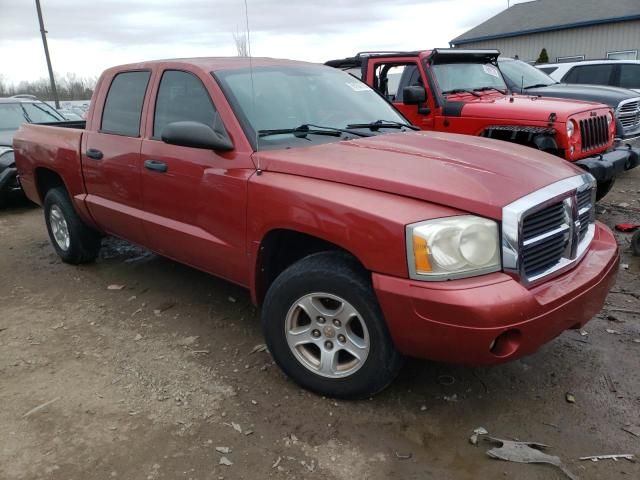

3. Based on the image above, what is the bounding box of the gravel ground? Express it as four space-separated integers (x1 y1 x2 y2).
1 169 639 480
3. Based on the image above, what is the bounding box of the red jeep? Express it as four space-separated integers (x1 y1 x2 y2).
326 49 639 199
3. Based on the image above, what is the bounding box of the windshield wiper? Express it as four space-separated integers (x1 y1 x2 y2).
473 86 507 94
31 103 65 121
19 104 33 123
523 83 556 89
258 124 372 138
346 119 419 131
441 88 481 97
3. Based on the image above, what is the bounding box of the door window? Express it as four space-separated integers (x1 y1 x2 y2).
619 64 640 90
538 66 558 75
101 71 151 136
563 64 614 85
372 63 421 102
153 70 222 138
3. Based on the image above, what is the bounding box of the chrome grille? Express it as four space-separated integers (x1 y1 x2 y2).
502 174 596 286
616 99 640 134
521 204 570 278
579 115 609 151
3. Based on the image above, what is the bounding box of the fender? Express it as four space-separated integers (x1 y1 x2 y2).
246 171 462 301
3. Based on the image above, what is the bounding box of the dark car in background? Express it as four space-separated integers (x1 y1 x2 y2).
498 58 640 145
540 60 640 94
0 95 68 203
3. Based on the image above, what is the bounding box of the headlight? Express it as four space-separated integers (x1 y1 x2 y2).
606 112 613 126
566 120 575 138
407 215 501 281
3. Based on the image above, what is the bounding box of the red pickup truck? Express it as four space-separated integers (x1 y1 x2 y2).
14 57 619 398
326 49 640 200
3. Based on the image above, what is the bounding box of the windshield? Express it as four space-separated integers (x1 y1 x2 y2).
0 102 65 130
431 62 507 94
215 65 407 149
498 59 556 89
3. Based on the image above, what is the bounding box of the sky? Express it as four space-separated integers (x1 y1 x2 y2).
0 0 527 84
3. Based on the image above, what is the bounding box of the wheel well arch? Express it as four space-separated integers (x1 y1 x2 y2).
253 229 365 306
34 167 66 202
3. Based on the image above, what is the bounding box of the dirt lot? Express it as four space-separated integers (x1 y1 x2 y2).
1 170 639 480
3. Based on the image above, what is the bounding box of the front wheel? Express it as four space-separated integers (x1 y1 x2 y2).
261 252 404 398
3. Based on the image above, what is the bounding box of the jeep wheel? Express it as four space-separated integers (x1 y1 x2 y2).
44 187 102 264
632 230 640 257
261 252 403 398
595 179 615 201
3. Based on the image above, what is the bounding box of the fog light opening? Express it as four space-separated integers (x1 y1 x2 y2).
490 329 522 358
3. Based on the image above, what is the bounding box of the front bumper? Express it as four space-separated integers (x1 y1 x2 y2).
373 222 619 365
575 145 640 182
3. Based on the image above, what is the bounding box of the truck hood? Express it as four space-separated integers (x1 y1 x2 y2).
524 83 640 109
455 93 608 122
256 131 583 219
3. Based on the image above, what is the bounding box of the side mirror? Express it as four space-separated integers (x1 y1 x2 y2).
161 121 234 151
402 86 427 105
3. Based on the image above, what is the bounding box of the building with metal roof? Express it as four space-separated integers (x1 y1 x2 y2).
450 0 640 64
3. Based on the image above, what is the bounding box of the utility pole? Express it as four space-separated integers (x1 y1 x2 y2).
35 0 60 108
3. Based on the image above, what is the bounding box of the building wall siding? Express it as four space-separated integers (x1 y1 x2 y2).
455 20 640 63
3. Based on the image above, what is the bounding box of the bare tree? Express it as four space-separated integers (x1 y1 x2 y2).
0 73 97 101
233 30 249 57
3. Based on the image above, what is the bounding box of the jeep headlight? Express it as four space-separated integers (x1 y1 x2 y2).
407 216 501 280
566 120 576 138
606 111 613 126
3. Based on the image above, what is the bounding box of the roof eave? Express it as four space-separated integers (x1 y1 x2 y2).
451 14 640 46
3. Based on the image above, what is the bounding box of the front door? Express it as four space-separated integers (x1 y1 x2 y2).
139 69 253 285
367 60 435 130
82 70 151 245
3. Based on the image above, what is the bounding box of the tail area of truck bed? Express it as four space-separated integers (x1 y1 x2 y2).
13 122 86 207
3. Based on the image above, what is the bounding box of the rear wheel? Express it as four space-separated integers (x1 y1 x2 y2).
44 187 101 264
262 251 404 398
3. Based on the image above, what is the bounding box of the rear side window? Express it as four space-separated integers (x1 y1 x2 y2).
619 64 640 90
563 65 614 85
101 71 151 136
153 70 220 138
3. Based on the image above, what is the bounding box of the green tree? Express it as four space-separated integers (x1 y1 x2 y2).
536 48 549 64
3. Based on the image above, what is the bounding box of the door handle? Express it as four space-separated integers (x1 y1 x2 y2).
86 148 103 160
144 159 168 173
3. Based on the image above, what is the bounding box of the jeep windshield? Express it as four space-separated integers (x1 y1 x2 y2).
215 65 409 150
498 58 557 89
431 62 508 96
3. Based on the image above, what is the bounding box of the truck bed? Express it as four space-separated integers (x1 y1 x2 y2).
13 123 86 207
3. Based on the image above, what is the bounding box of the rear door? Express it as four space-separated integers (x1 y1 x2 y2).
82 70 151 245
139 69 253 285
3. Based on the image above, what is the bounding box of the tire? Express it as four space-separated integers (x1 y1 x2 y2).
43 187 101 264
632 231 640 257
261 251 404 399
595 178 615 201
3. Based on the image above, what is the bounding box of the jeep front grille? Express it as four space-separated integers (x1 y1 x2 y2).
502 174 596 286
579 115 609 151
